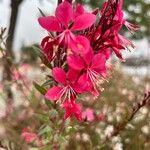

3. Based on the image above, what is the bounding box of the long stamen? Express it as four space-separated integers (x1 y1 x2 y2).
59 85 76 103
87 69 106 90
57 86 68 103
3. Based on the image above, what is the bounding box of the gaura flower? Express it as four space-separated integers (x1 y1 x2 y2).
38 1 96 51
67 49 107 97
21 128 41 145
61 99 81 120
45 67 85 101
103 0 139 33
41 36 58 61
82 108 95 122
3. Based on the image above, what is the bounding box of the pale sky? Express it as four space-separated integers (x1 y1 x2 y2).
0 0 57 50
0 0 149 58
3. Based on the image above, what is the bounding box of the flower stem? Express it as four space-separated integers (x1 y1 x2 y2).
103 91 150 144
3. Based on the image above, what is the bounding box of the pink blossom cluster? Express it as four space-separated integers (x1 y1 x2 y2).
21 128 42 145
38 0 139 120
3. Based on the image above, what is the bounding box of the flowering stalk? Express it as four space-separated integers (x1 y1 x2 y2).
37 0 139 121
106 91 150 141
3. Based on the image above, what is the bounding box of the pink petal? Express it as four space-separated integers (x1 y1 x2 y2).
112 47 124 60
73 73 91 93
67 54 85 71
52 67 67 85
45 86 62 101
99 49 112 60
71 13 96 31
55 1 73 28
83 48 94 66
74 106 82 121
67 68 79 83
38 16 62 32
70 35 90 55
82 108 95 122
62 100 81 120
64 111 72 120
91 53 106 70
74 4 84 18
63 30 76 47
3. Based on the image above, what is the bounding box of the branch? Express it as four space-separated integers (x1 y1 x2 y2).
18 0 23 4
99 91 150 150
107 91 150 139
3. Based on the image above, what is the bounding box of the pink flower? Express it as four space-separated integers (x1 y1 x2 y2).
67 49 106 96
21 128 41 145
96 0 139 60
108 0 139 33
61 100 81 120
82 108 95 122
37 0 139 121
45 67 85 101
38 1 96 48
68 35 90 55
99 49 112 60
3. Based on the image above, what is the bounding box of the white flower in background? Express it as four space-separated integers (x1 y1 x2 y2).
112 136 121 143
104 125 114 137
141 125 149 135
82 133 90 142
113 143 123 150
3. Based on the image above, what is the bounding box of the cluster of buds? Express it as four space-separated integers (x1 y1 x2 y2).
38 0 139 120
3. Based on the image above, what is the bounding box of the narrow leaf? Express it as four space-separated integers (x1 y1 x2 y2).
33 81 47 95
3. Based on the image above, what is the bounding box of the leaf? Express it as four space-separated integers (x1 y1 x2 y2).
32 45 43 56
42 79 53 87
33 81 47 95
32 46 52 69
39 126 52 136
0 46 4 52
49 109 58 119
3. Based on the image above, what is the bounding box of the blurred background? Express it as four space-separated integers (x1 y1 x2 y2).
0 0 150 149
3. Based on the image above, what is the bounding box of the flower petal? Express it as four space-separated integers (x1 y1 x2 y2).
99 49 112 60
83 48 94 66
70 35 90 55
52 67 67 84
91 53 106 70
38 16 62 32
62 100 81 120
73 73 91 93
67 68 79 83
45 86 62 101
74 4 84 18
71 13 96 31
55 1 73 28
67 54 85 71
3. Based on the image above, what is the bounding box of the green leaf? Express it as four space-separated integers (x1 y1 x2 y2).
49 109 58 119
0 46 4 52
33 81 47 95
32 45 43 56
42 79 53 87
32 46 52 69
39 126 52 136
